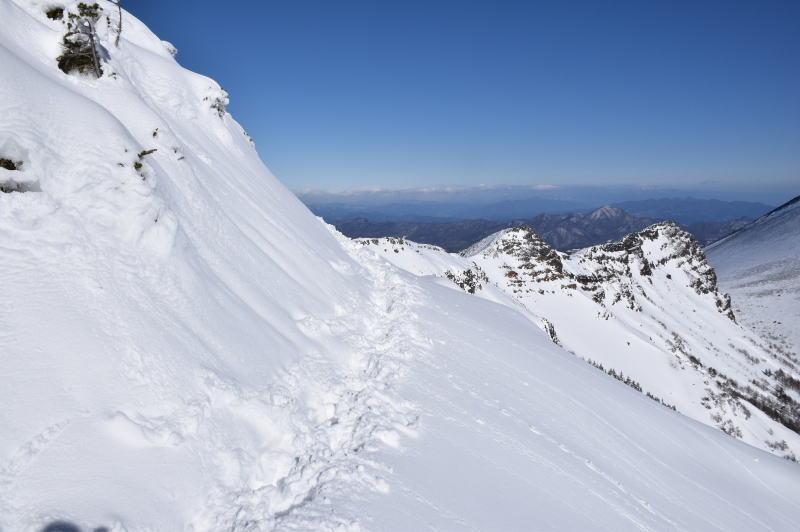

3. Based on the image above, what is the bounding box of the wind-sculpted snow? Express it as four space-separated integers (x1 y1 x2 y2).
363 222 800 461
2 1 800 530
0 0 382 528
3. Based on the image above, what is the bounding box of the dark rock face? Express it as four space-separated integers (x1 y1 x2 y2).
481 227 565 281
577 222 735 321
444 267 488 294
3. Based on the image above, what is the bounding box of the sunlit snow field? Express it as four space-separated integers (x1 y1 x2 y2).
1 1 799 530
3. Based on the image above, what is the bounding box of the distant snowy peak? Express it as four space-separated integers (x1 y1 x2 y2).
583 221 735 317
589 204 625 220
462 226 566 282
462 226 554 259
465 221 734 321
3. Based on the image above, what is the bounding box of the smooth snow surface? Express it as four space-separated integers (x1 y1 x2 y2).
706 196 800 357
1 2 800 530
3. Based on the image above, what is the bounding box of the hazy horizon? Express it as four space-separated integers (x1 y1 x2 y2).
295 182 796 207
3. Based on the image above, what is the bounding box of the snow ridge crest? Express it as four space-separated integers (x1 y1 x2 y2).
464 221 734 319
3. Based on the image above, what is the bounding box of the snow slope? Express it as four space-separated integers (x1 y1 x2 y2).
706 195 800 359
1 1 800 530
362 224 800 461
0 1 379 528
296 257 800 531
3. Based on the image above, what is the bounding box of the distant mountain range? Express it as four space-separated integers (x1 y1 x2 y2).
613 198 774 222
307 197 585 222
303 195 773 224
329 205 752 252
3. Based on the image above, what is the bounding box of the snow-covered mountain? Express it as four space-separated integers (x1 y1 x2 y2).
706 195 800 364
361 222 800 460
2 1 800 530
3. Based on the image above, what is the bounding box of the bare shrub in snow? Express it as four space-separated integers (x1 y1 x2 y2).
57 3 103 77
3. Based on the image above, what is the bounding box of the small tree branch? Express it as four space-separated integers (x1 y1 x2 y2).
85 20 102 77
114 0 122 47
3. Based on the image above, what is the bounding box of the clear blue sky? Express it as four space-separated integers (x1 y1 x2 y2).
127 0 799 193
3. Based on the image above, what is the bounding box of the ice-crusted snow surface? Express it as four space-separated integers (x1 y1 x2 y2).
2 1 800 530
706 196 800 358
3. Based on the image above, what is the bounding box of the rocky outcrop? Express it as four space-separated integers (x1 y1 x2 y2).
462 222 736 320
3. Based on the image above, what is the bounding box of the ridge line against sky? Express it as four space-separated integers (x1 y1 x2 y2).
128 0 799 196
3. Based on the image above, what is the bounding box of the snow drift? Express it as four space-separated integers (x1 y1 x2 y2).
1 1 799 530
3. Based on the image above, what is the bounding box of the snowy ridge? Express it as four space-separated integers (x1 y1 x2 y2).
706 194 800 372
460 227 519 257
363 222 800 460
0 1 390 528
708 195 800 250
2 1 800 530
